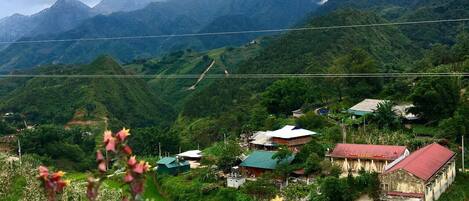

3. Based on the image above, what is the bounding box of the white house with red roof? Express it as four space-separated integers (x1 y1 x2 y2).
327 143 410 175
380 143 456 201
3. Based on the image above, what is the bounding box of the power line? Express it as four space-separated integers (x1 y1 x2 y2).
0 73 467 79
1 18 469 45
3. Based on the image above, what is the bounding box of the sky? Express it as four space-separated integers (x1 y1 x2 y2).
0 0 101 19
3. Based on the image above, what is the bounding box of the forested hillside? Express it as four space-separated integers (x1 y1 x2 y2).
0 56 175 129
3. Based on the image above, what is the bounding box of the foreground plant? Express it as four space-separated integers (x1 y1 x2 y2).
37 128 151 201
87 128 151 201
37 166 70 201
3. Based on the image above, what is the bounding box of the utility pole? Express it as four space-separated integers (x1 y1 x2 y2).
17 138 22 166
158 143 161 159
463 135 465 173
341 119 347 143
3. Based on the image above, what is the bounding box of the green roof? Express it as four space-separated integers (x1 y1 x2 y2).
240 151 294 170
157 157 190 169
157 157 176 165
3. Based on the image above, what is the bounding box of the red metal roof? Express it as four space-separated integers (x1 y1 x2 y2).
386 191 424 198
385 143 455 182
329 143 407 161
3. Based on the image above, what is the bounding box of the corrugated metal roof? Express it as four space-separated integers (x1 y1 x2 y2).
177 150 202 159
266 125 316 139
385 143 455 182
157 157 176 165
240 150 294 170
330 143 408 161
348 99 387 115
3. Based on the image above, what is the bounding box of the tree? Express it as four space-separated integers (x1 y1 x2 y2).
438 102 469 142
409 76 460 122
327 49 382 100
452 32 469 62
272 145 293 163
204 140 243 172
128 126 179 155
261 79 308 115
304 153 322 175
0 121 15 136
372 101 400 130
242 173 277 201
320 177 350 201
295 140 325 163
296 112 331 131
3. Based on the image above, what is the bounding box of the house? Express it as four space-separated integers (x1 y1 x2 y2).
327 143 409 175
249 126 317 152
156 157 190 175
249 131 276 150
292 109 305 118
348 99 387 116
227 166 246 188
239 150 294 177
380 143 456 201
348 99 419 120
177 150 202 169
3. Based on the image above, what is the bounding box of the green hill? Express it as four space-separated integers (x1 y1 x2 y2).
124 42 265 110
0 56 175 129
180 10 418 118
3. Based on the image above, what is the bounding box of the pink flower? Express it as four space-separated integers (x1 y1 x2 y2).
51 171 65 181
38 166 49 179
124 172 134 183
122 145 132 155
96 150 104 162
116 128 130 141
103 130 113 144
127 156 137 167
105 137 116 152
132 162 144 174
98 161 107 173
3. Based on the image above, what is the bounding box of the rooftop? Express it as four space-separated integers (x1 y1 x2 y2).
177 150 202 159
240 150 294 170
348 99 387 115
329 143 408 161
266 125 316 139
385 143 455 182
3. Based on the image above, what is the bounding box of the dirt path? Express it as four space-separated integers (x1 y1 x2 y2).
188 60 216 90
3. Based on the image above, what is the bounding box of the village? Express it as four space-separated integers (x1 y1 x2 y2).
0 94 468 201
141 99 466 201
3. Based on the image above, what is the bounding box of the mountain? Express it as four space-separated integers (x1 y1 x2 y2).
179 10 418 118
0 0 319 71
0 56 175 128
0 0 96 46
93 0 165 14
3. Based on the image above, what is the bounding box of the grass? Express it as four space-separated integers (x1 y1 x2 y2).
438 173 469 201
0 176 26 201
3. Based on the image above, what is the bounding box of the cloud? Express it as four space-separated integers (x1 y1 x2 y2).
0 0 101 19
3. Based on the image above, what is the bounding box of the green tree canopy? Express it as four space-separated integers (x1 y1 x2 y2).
261 79 308 115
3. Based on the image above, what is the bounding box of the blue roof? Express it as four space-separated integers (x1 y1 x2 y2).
240 150 294 170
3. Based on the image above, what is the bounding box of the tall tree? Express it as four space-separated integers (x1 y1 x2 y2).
327 49 382 100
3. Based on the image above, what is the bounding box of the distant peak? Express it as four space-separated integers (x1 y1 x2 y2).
52 0 91 9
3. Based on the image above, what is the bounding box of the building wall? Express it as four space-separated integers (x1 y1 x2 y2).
331 157 390 174
381 169 425 195
424 158 456 201
380 158 456 201
272 136 312 147
241 167 271 177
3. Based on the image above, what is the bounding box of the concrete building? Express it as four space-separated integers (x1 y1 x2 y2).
380 143 456 201
327 143 410 175
227 166 246 188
